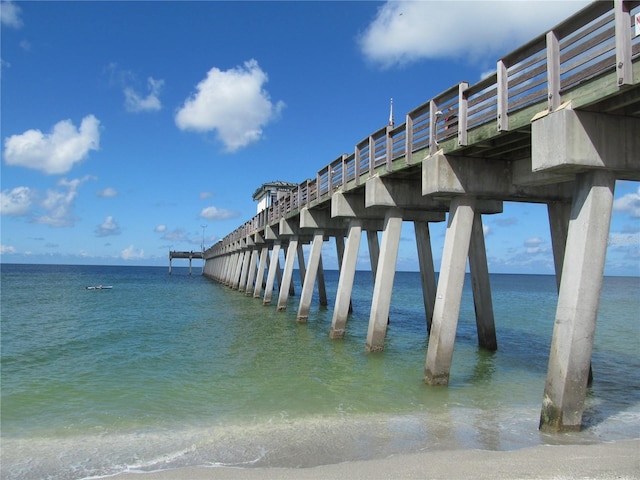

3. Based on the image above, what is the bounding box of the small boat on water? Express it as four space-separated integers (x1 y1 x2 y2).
86 285 113 290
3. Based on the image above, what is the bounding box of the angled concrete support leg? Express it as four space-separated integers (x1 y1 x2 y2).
366 209 403 353
414 220 437 333
367 230 380 279
547 200 593 385
297 231 324 322
317 254 328 306
424 196 476 386
263 242 281 306
232 252 243 289
547 201 571 291
330 220 362 339
297 242 306 290
540 170 615 432
334 234 352 314
223 254 234 286
245 249 258 295
469 212 497 351
277 236 299 311
238 250 251 292
254 247 269 298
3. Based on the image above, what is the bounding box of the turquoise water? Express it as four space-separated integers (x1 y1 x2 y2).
1 264 639 479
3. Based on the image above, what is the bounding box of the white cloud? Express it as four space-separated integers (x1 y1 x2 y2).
124 77 164 113
524 236 546 254
175 59 285 152
161 228 187 242
95 215 121 237
34 175 93 227
0 186 33 216
613 186 640 218
154 224 167 233
0 1 23 28
359 0 591 68
199 206 240 221
1 244 17 254
3 115 100 174
608 232 640 247
121 245 144 260
199 191 213 200
96 187 118 198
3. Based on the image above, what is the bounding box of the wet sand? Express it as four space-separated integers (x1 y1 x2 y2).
115 439 639 479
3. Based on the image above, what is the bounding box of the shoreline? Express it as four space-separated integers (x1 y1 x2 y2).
114 439 640 480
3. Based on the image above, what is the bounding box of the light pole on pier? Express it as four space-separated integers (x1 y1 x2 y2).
201 224 207 253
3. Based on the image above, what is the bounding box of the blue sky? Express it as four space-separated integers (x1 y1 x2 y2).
1 0 638 276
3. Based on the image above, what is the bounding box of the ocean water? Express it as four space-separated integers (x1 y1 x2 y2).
1 263 638 479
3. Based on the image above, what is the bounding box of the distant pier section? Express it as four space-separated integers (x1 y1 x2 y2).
169 250 203 275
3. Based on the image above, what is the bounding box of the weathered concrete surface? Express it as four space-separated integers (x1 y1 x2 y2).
263 241 281 306
365 209 403 352
297 231 325 323
277 236 299 311
422 153 574 202
468 212 496 351
330 219 363 339
532 108 640 179
424 196 477 386
540 170 616 432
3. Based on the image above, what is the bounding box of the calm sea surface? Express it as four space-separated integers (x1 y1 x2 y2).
1 264 639 479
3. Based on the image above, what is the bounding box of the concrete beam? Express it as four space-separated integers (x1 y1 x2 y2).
333 189 446 223
279 217 299 236
365 176 449 211
299 206 348 233
532 108 640 180
331 191 390 219
423 153 574 202
512 158 573 187
265 224 279 240
253 232 265 245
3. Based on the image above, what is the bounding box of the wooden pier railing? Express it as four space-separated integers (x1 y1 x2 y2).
205 0 639 258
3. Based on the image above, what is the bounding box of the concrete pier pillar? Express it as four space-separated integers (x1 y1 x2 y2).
317 254 328 306
468 212 497 351
366 209 403 352
547 201 571 291
330 220 363 339
424 196 476 386
238 250 250 291
539 170 615 432
245 249 259 295
297 231 324 322
224 252 236 286
232 251 244 289
367 230 380 278
547 200 593 385
263 242 281 306
334 234 353 314
414 220 437 332
254 246 269 298
277 236 299 311
297 242 306 290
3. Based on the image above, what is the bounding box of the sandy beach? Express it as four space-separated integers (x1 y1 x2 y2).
115 439 640 479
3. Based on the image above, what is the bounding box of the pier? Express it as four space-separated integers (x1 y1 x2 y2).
169 250 203 275
202 1 640 433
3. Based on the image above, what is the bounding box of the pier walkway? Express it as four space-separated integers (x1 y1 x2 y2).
169 250 203 275
203 1 640 433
